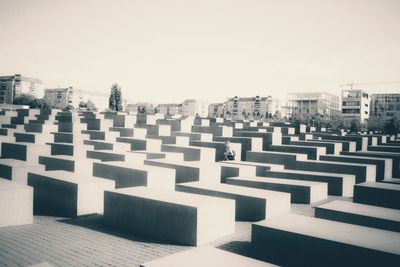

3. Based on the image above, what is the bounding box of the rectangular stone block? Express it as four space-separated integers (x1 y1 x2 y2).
319 155 391 181
315 200 400 232
234 131 281 149
0 179 33 227
176 181 290 221
269 144 326 160
1 142 50 165
264 169 355 197
93 161 175 189
144 159 221 183
161 144 215 162
226 176 328 204
190 140 241 161
28 170 114 217
340 151 400 178
251 214 400 266
104 187 235 245
140 246 276 267
292 160 376 184
354 182 400 209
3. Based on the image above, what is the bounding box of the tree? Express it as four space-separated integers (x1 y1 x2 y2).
109 83 123 112
13 94 50 110
385 118 399 135
79 101 87 109
13 94 35 106
86 100 97 111
367 117 385 133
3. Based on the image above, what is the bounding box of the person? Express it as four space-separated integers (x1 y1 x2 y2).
224 141 236 161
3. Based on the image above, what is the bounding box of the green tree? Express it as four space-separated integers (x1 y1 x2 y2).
109 83 123 111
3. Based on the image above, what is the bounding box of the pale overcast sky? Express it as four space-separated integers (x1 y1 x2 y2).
0 0 399 103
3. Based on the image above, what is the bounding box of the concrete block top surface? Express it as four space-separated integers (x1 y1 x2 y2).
141 245 275 267
29 170 113 185
0 178 30 190
254 213 400 254
0 158 33 167
107 186 234 208
317 200 400 221
307 159 375 168
227 161 285 170
96 161 174 174
146 158 218 168
232 176 326 187
179 181 291 199
271 169 355 178
357 182 400 191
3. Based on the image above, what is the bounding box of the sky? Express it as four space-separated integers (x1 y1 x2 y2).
0 0 399 104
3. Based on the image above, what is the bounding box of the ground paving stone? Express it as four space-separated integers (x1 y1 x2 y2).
0 196 351 266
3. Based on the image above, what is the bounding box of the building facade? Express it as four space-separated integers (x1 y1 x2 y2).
0 74 43 104
341 89 370 123
285 92 340 119
208 103 225 117
370 93 400 121
44 87 108 110
181 99 208 117
126 102 156 114
156 103 180 115
225 96 280 120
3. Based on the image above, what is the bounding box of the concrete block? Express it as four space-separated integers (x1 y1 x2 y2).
354 182 400 209
93 161 175 189
104 187 235 245
144 158 221 183
28 170 114 217
161 144 215 162
0 179 33 227
226 176 328 204
140 246 276 267
252 213 400 266
264 169 355 197
315 200 400 232
176 181 290 221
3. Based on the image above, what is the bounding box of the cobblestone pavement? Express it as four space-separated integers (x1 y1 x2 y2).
0 196 351 267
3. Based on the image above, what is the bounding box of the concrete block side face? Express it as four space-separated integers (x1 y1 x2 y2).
103 192 198 245
0 164 12 180
251 223 399 267
175 185 266 221
197 201 235 245
0 184 33 227
92 163 147 188
77 181 114 216
315 207 400 233
2 142 27 161
28 173 78 217
354 185 400 209
147 168 175 190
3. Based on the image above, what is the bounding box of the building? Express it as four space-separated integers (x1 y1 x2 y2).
341 89 370 123
44 87 108 110
126 102 155 114
156 103 180 115
181 99 208 117
208 103 225 117
285 92 340 119
0 74 43 104
225 96 280 120
370 93 400 121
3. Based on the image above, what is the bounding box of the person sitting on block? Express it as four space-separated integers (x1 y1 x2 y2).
224 141 236 161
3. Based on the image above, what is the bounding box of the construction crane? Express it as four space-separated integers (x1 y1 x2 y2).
340 80 400 90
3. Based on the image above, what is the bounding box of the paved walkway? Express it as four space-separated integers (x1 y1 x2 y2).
0 196 350 267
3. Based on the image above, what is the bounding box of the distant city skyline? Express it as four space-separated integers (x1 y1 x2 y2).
0 0 399 103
